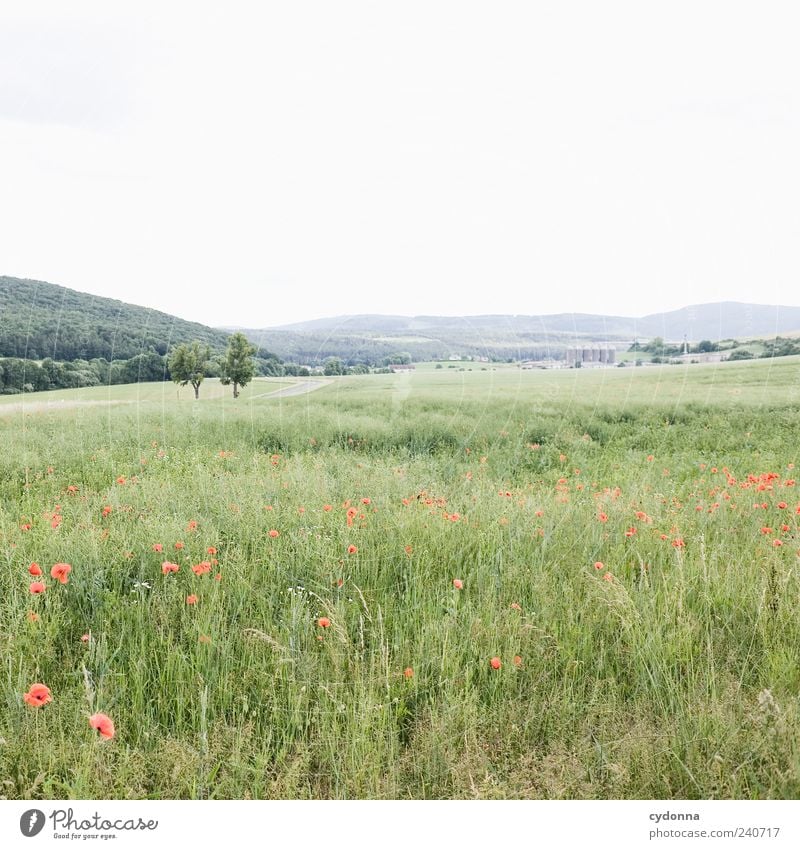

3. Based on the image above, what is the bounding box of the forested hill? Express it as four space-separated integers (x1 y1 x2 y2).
0 276 232 361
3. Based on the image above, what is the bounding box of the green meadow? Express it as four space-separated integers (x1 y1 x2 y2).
2 358 800 799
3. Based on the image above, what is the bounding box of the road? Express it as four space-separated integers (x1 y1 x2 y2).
249 379 330 399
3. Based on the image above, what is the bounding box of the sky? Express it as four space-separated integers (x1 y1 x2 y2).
1 1 799 328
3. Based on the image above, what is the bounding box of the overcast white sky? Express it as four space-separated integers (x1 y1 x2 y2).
1 1 799 328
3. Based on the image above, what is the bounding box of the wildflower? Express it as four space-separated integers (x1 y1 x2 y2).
773 539 783 547
152 543 163 553
23 683 52 707
116 476 126 485
192 561 212 576
29 582 46 594
403 667 414 679
28 563 42 576
269 529 280 538
598 512 608 523
510 602 522 611
490 657 502 670
323 504 333 512
452 578 463 590
162 562 179 575
174 541 185 550
27 611 39 623
513 655 522 667
101 506 112 517
603 572 614 582
186 594 198 605
207 546 217 555
778 502 787 509
89 712 115 740
672 538 685 548
625 527 637 537
594 561 605 570
317 617 331 628
81 633 90 643
187 520 198 531
347 545 358 554
50 563 71 584
199 635 212 644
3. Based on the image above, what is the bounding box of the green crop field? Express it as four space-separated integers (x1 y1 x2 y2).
2 357 800 799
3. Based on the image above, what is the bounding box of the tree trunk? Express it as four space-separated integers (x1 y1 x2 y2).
233 382 239 398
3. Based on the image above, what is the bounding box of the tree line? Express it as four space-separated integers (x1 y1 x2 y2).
0 334 290 396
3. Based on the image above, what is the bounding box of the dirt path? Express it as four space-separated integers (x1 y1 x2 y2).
251 379 330 399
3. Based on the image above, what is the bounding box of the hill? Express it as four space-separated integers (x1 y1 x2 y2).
232 301 800 364
0 275 233 361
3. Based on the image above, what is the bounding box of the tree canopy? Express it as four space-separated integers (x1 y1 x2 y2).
220 332 257 397
169 341 211 399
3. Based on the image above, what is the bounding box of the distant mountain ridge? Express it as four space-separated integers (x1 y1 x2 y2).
256 302 800 339
227 302 800 364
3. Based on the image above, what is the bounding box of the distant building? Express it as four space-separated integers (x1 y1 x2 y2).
520 359 560 370
564 347 616 367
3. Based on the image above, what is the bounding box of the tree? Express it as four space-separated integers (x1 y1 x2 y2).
696 340 717 353
169 341 210 399
220 332 257 398
323 356 345 376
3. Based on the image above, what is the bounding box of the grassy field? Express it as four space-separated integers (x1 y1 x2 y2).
2 357 800 799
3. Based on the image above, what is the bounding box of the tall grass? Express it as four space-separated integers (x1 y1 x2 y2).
1 376 800 798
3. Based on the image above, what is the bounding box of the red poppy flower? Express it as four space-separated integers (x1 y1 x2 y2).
162 562 179 575
269 529 280 538
81 633 90 643
174 541 184 550
50 563 71 584
152 543 163 553
186 594 198 605
347 545 358 554
489 657 502 670
317 617 331 628
452 578 463 589
23 683 52 707
29 582 46 594
403 667 414 679
192 561 212 576
28 563 42 576
89 712 115 739
513 655 522 667
594 561 605 570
